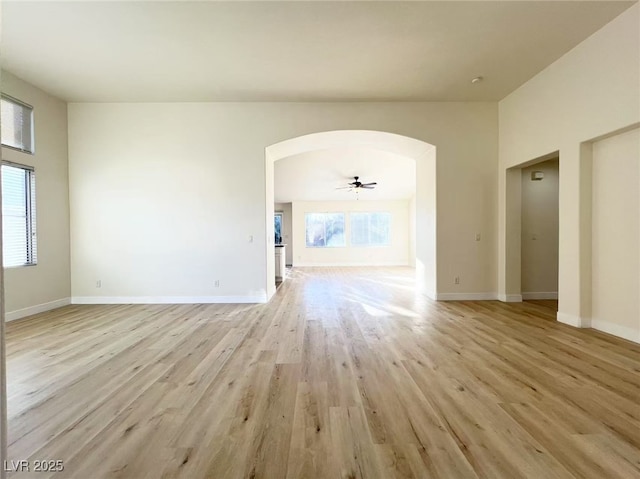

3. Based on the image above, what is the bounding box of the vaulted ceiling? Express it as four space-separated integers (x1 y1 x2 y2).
275 147 415 202
3 1 634 202
1 1 634 102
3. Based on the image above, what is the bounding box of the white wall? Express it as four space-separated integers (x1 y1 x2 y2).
274 202 293 265
498 4 639 330
68 102 497 302
591 128 640 343
1 71 70 320
291 200 409 266
521 159 559 299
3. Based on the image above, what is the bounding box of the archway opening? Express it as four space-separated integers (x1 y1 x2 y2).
265 130 436 301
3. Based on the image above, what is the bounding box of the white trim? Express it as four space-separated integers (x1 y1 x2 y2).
557 311 585 328
71 295 268 305
591 319 640 344
5 297 71 321
294 262 409 267
436 292 498 301
522 292 558 300
422 289 437 301
266 283 276 301
265 288 276 302
497 293 523 303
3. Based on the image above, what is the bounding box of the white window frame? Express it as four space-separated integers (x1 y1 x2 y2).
305 212 346 248
350 211 391 247
275 211 284 244
1 94 35 155
1 161 37 267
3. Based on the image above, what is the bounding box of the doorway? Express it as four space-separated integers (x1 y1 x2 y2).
520 158 559 312
264 130 436 301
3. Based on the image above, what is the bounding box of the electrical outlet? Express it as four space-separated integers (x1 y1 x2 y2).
96 280 101 288
475 233 481 241
214 280 220 287
454 276 460 285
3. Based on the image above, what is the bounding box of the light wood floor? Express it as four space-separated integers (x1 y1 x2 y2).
6 267 640 478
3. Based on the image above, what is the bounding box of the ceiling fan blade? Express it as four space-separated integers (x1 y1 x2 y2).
360 185 376 189
360 182 377 186
335 186 352 190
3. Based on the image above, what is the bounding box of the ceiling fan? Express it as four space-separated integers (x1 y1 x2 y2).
336 176 377 191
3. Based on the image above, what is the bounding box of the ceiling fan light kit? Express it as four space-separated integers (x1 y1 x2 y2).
335 176 377 199
343 176 377 189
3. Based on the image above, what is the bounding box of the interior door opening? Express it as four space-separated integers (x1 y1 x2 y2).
520 157 559 313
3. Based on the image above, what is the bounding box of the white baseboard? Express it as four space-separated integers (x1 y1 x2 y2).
522 292 558 300
497 294 523 303
591 319 640 344
436 292 498 301
6 297 71 321
71 295 268 305
294 262 409 267
557 312 585 328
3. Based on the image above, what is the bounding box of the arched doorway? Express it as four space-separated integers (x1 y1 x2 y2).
264 130 436 301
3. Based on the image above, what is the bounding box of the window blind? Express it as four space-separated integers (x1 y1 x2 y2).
2 164 37 267
351 212 391 246
1 95 34 153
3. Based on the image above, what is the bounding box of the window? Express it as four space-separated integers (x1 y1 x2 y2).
351 212 391 246
274 212 283 243
1 95 34 154
305 213 345 247
2 163 37 267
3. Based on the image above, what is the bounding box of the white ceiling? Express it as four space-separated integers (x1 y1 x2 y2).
1 1 634 102
274 147 416 202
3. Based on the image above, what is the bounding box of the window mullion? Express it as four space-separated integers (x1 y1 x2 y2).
324 217 328 247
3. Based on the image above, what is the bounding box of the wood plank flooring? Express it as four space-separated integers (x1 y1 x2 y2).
5 267 640 478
